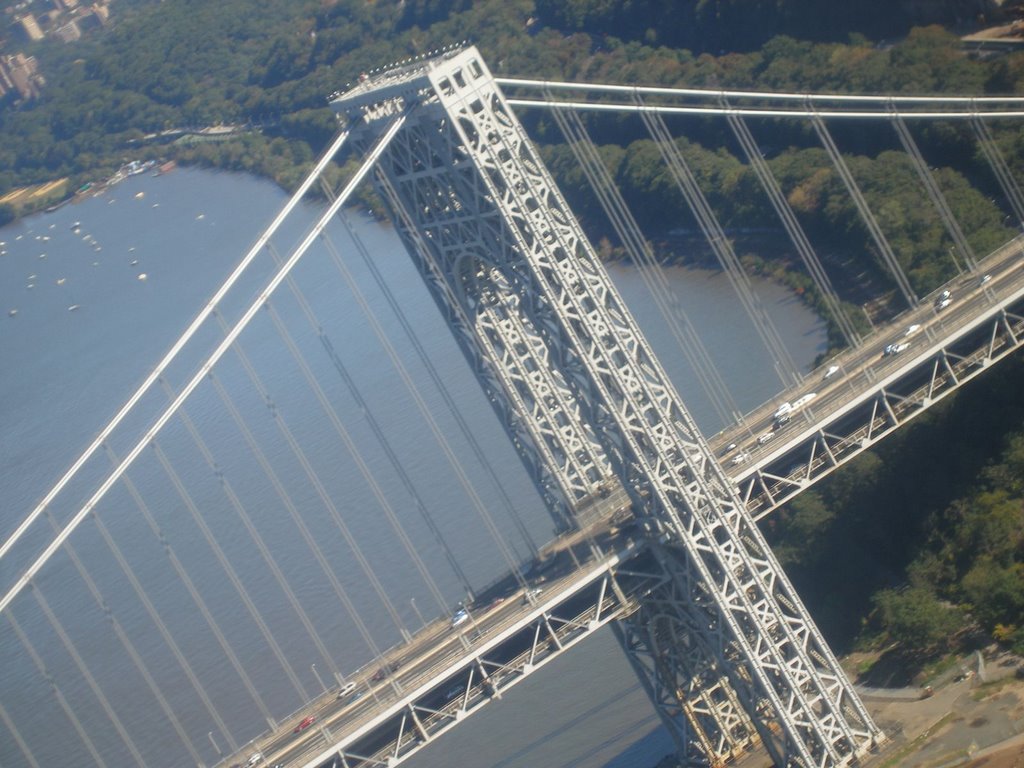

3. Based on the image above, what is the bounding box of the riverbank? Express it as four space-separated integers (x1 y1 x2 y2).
648 647 1024 768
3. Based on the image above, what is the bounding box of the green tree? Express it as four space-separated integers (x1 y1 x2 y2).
872 587 964 654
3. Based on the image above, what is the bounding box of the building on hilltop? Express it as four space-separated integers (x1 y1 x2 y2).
89 3 110 26
13 14 45 42
53 19 81 42
0 53 44 102
74 9 103 32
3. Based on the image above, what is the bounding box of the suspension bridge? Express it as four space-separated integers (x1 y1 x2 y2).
1 45 1023 768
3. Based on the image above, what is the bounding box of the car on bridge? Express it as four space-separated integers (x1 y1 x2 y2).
730 451 751 466
337 681 357 699
773 402 793 420
450 609 469 627
935 289 952 309
884 342 910 356
293 715 316 733
792 392 817 409
523 587 544 604
370 659 402 682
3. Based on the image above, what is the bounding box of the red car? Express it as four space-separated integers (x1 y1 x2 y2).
293 715 316 733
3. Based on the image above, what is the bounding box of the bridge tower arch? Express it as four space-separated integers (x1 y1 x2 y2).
333 47 883 766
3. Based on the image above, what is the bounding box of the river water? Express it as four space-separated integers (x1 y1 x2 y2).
0 167 825 768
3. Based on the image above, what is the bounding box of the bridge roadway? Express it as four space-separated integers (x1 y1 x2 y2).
228 526 663 768
714 235 1024 517
224 238 1023 768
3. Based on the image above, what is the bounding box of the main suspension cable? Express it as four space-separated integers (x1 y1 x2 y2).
0 127 354 564
0 115 404 616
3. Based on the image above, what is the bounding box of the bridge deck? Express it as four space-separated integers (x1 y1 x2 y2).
221 238 1023 768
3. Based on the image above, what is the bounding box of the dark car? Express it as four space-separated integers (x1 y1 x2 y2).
371 660 401 682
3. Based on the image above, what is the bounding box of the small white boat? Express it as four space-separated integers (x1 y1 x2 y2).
68 304 80 312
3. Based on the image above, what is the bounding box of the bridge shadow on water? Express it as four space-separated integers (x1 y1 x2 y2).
486 680 672 768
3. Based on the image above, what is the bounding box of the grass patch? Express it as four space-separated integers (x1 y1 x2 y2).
969 676 1020 701
878 712 956 768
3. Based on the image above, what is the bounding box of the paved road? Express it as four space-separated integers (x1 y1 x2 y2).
864 653 1024 768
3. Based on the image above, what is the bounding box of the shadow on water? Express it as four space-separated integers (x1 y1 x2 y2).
489 679 669 768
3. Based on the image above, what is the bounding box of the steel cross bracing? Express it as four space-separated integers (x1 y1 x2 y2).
292 546 664 768
333 47 881 767
728 271 1024 520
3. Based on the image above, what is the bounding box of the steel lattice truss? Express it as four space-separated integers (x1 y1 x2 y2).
738 301 1024 518
333 47 884 766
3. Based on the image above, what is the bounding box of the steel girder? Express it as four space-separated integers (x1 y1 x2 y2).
736 298 1024 520
333 47 882 766
613 546 761 766
295 556 660 768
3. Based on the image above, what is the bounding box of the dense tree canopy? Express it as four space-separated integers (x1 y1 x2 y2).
768 355 1024 664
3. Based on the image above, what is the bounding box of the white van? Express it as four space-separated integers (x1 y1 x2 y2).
772 402 793 420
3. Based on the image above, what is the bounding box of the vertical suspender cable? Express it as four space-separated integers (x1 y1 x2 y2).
972 115 1024 229
167 392 344 683
30 587 146 766
85 499 238 751
624 100 803 387
0 698 42 768
545 97 743 422
889 106 977 273
108 442 277 728
261 298 453 622
203 372 348 679
809 111 919 307
319 181 540 559
45 513 203 765
148 436 310 701
269 235 476 595
306 228 533 582
212 317 411 651
6 611 109 768
722 104 863 349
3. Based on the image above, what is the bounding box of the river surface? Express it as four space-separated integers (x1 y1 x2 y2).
0 167 825 768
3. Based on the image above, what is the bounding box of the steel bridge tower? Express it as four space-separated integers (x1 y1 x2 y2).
333 47 883 767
